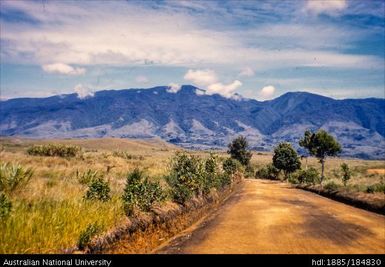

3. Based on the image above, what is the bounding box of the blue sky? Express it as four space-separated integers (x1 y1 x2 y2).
0 0 384 100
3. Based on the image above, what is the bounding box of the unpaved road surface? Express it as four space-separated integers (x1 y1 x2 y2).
155 180 385 254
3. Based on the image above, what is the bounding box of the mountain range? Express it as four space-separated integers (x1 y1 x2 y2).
1 85 384 159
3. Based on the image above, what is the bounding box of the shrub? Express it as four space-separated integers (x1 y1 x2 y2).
77 223 101 250
0 162 33 194
288 174 299 184
76 169 102 185
256 164 280 180
166 152 236 204
84 176 111 202
272 142 301 179
244 164 255 178
203 153 221 191
366 183 385 194
227 136 252 166
218 173 232 188
222 158 238 176
122 169 167 215
166 152 205 202
27 144 81 157
0 193 12 219
296 167 320 184
323 181 339 191
165 173 193 204
340 163 352 186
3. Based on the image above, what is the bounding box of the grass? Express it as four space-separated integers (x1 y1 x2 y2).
0 197 123 253
0 137 384 253
251 152 385 190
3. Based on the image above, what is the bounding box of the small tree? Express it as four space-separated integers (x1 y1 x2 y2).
272 143 301 179
299 129 342 183
340 163 351 186
227 136 252 166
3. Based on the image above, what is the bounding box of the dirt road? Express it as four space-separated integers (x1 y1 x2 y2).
155 180 385 254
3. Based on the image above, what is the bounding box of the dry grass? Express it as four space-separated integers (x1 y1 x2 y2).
0 137 384 253
251 152 385 188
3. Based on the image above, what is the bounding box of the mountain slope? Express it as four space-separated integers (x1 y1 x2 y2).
1 85 384 159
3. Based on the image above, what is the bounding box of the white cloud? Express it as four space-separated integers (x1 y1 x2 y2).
42 63 86 75
74 84 94 99
0 1 381 71
259 85 276 100
184 69 218 87
305 0 347 15
238 67 255 77
135 75 149 83
183 69 242 98
167 83 181 93
206 80 242 98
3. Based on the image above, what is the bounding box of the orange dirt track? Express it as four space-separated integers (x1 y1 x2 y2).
155 179 385 254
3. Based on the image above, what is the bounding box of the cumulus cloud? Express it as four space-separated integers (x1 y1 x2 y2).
135 75 149 83
167 83 181 93
259 85 276 100
42 63 86 75
184 69 218 87
206 80 242 98
238 67 255 77
74 84 94 99
183 69 242 98
305 0 347 15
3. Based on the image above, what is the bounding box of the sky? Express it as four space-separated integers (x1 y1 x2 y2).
0 0 384 100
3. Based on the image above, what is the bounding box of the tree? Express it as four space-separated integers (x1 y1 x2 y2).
299 130 313 170
227 136 252 166
299 129 342 183
272 142 301 179
340 163 351 186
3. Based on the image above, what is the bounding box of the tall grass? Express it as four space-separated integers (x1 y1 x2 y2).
0 162 33 195
0 197 124 253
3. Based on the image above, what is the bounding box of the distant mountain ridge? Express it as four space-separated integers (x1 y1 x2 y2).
1 85 384 159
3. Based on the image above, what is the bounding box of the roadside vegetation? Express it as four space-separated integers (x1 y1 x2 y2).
0 134 383 253
0 137 243 253
254 129 385 195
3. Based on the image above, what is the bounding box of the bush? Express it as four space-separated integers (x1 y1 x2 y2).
27 144 81 157
84 176 111 202
222 158 239 176
340 163 351 186
166 152 205 203
366 183 385 194
122 169 167 215
203 154 220 192
288 174 299 184
272 142 301 179
296 167 320 184
256 164 280 180
323 181 339 191
0 162 33 195
0 193 12 219
244 165 255 178
76 169 102 185
166 152 235 204
77 223 101 250
165 173 193 204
